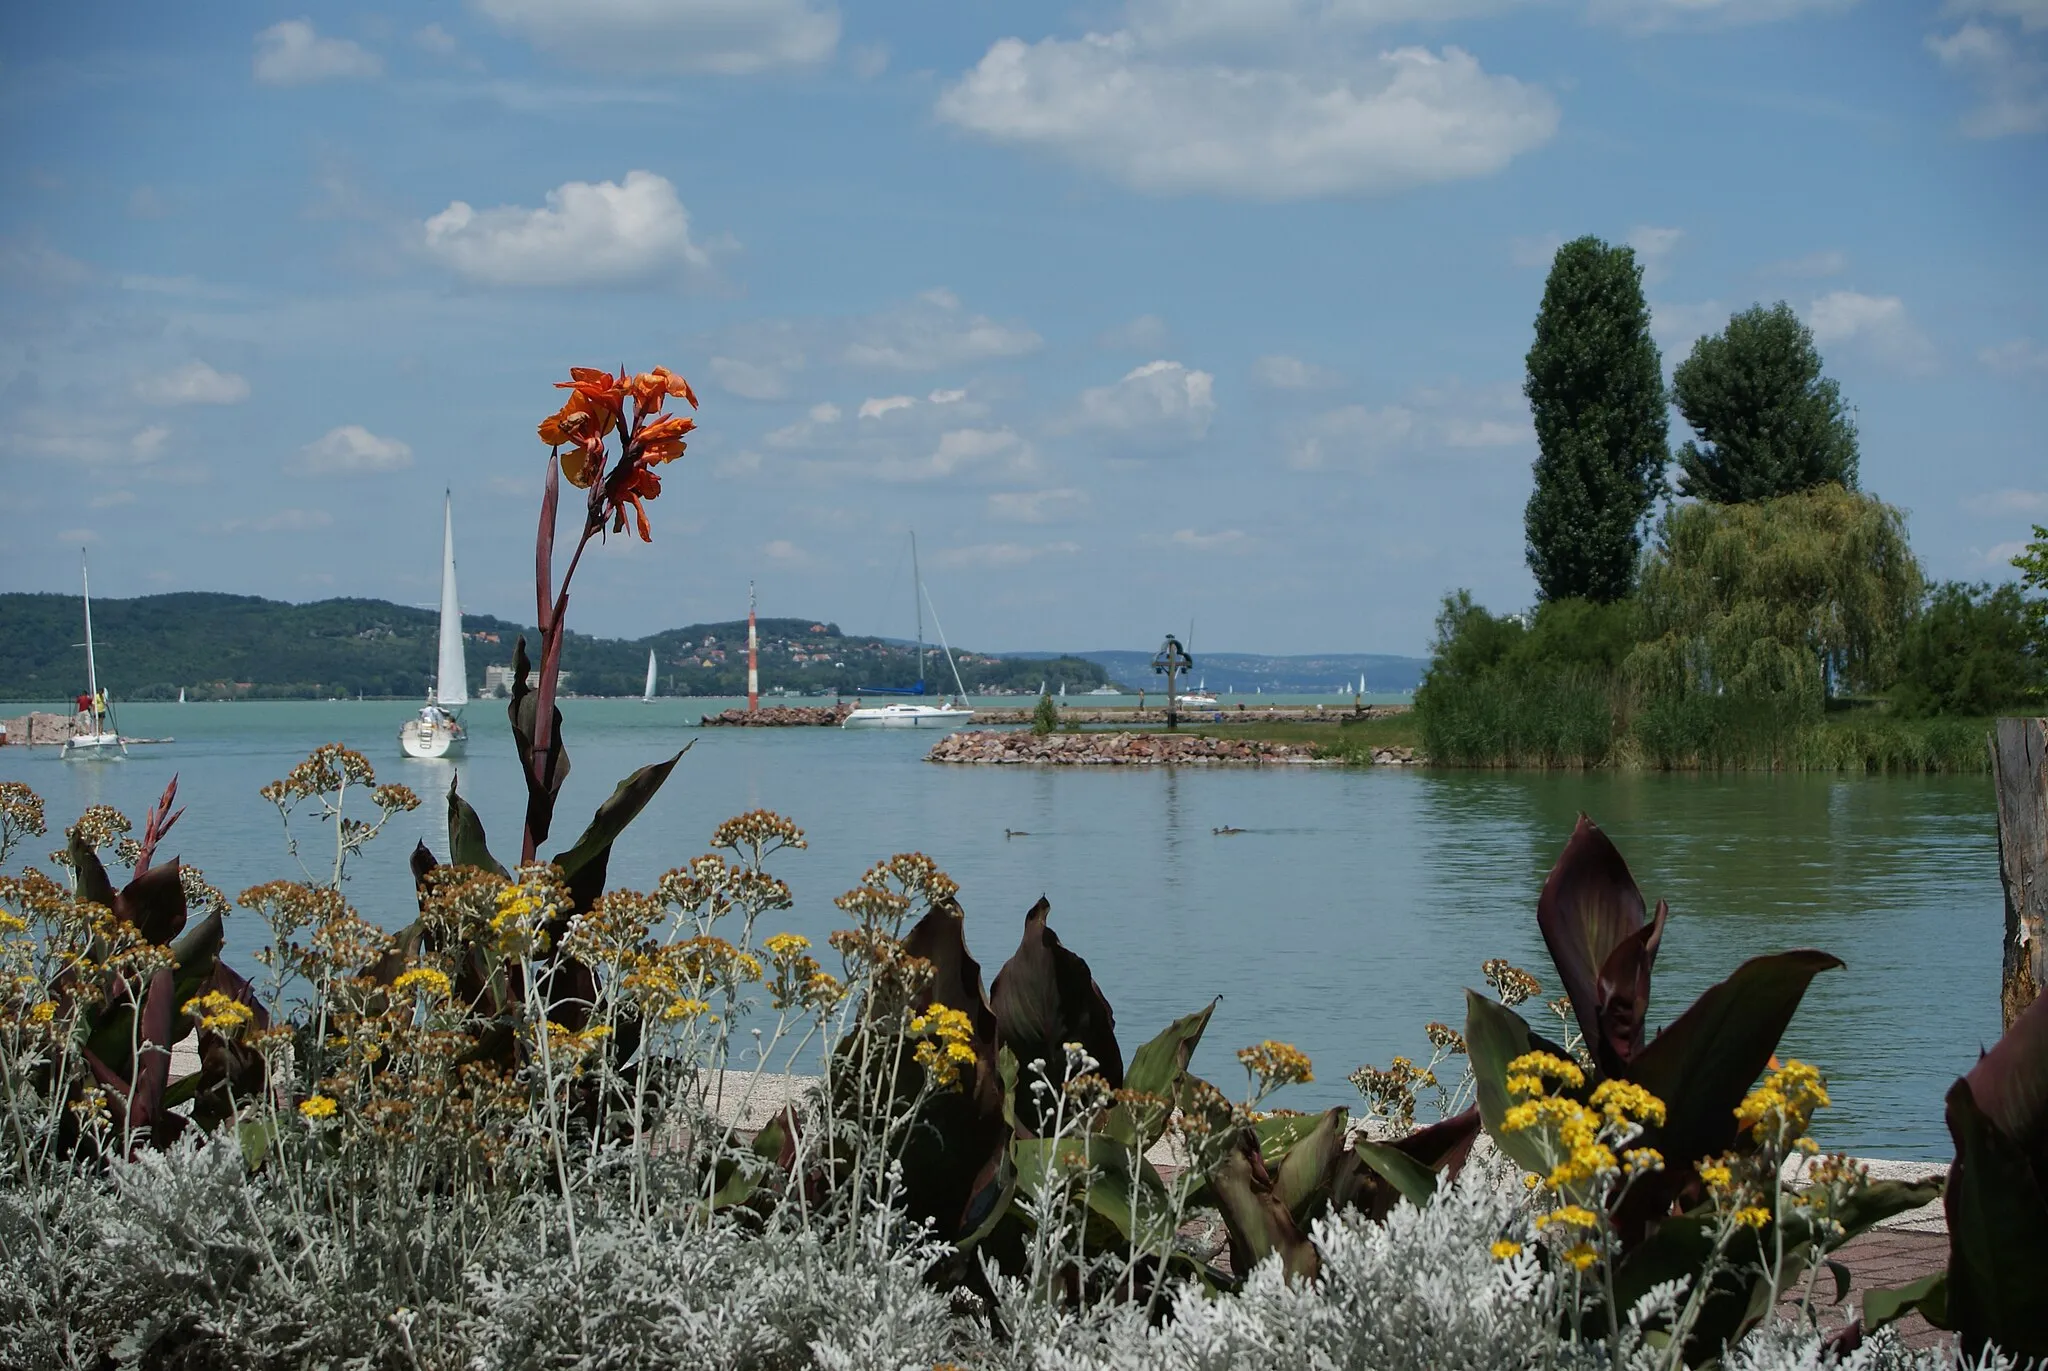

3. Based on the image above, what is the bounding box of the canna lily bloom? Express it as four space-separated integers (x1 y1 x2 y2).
633 413 695 465
607 462 662 542
627 366 697 415
537 391 618 448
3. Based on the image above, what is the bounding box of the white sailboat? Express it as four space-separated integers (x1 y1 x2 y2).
61 551 126 762
398 493 468 759
843 533 973 730
1176 675 1219 708
643 649 657 702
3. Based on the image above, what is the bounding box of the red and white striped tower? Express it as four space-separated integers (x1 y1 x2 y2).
746 580 759 713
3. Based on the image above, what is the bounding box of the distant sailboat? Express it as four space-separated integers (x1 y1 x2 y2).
398 493 468 759
643 649 657 702
177 687 186 704
843 533 973 730
61 550 126 762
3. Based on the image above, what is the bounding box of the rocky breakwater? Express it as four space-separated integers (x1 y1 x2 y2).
699 703 852 727
929 730 1322 766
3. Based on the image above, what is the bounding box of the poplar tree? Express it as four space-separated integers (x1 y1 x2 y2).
1523 237 1669 603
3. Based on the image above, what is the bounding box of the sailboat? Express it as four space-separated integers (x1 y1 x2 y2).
398 493 468 759
643 649 657 702
1176 674 1219 708
61 550 127 762
843 533 973 729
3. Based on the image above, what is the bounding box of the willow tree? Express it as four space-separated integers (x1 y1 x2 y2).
1628 484 1922 710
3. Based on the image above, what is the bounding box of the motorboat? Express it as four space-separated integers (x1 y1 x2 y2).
399 493 469 759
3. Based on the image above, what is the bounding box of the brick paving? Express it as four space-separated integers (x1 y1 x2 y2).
1780 1228 1951 1351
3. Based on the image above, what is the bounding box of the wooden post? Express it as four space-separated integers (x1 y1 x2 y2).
1992 717 2048 1031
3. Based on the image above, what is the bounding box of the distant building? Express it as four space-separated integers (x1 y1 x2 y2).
482 664 572 697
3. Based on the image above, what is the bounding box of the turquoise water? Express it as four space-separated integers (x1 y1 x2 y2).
1 698 2002 1158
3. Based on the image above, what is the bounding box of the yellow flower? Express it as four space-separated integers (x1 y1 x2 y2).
1238 1039 1315 1088
299 1095 338 1119
763 932 810 958
1505 1051 1584 1093
28 1001 57 1026
1563 1243 1599 1271
662 997 710 1022
181 989 255 1034
1734 1206 1773 1230
0 912 28 935
1490 1240 1523 1260
1534 1204 1601 1231
392 967 453 999
1589 1079 1667 1129
1698 1163 1733 1191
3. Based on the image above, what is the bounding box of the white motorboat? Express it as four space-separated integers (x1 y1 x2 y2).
843 533 974 731
399 493 469 759
61 550 127 762
1086 683 1123 696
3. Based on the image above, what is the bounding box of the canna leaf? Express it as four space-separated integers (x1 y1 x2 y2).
1207 1126 1320 1284
1272 1106 1347 1221
116 860 188 946
1862 1271 1948 1335
508 636 570 848
1942 1076 2048 1358
1102 1001 1218 1150
552 746 690 913
68 832 118 911
896 897 1007 1238
1351 1139 1439 1211
127 967 177 1146
1960 984 2048 1169
1464 989 1553 1177
446 776 508 878
1536 814 1658 1069
990 896 1122 1133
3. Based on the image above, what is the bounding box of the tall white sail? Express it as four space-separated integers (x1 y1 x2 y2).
644 649 657 701
433 493 468 707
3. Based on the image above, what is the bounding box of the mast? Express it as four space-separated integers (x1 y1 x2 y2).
911 532 925 692
433 493 468 707
81 550 100 715
747 581 759 712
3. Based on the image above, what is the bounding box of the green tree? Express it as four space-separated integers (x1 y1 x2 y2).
1891 581 2043 717
1523 236 1669 604
1629 484 1921 711
2014 524 2048 639
1671 303 1859 503
1031 690 1060 735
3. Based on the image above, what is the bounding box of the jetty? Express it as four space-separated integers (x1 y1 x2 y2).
965 703 1409 727
929 730 1323 766
699 703 851 727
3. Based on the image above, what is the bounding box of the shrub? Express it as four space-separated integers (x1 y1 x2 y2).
1032 691 1059 735
1891 582 2043 718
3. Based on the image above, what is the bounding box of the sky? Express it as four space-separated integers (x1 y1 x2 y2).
0 0 2043 657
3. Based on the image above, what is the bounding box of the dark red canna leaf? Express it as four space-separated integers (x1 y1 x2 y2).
1536 814 1655 1066
115 860 187 945
133 775 183 873
1961 985 2048 1173
1591 901 1667 1076
990 896 1122 1133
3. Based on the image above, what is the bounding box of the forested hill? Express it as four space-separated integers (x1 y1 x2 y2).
0 593 1107 701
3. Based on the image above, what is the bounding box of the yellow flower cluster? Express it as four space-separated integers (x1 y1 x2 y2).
1490 1239 1524 1260
1504 1050 1583 1096
1501 1053 1667 1209
1589 1079 1666 1130
392 967 453 1000
1238 1039 1315 1089
1533 1204 1601 1231
492 883 552 957
762 932 809 958
299 1094 338 1119
911 1002 978 1090
1734 1059 1830 1146
182 989 256 1034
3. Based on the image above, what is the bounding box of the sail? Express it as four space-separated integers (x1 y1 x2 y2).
644 649 657 701
434 494 468 706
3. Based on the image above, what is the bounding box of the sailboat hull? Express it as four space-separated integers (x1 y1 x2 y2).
61 732 127 762
399 711 466 758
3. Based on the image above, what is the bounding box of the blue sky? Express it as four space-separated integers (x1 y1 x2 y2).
1 0 2042 655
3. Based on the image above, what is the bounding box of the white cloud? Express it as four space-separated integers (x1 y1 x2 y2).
1929 21 2048 136
422 170 711 287
864 427 1038 483
1983 539 2030 566
134 361 251 406
809 402 844 422
1948 0 2048 31
0 239 90 289
1806 291 1939 375
296 425 413 476
937 34 1557 199
931 540 1081 570
711 354 800 400
90 489 138 509
1588 0 1855 30
475 0 838 75
1077 360 1217 441
1166 527 1249 552
928 388 967 404
989 487 1089 523
1443 417 1528 447
1761 249 1849 278
1980 337 2048 376
55 528 101 546
1510 232 1566 268
415 23 460 54
1252 354 1340 390
859 395 917 420
1288 404 1417 470
221 508 335 534
1963 489 2048 515
841 288 1041 371
1098 314 1172 349
763 538 807 563
131 426 170 460
252 20 382 86
1626 224 1684 283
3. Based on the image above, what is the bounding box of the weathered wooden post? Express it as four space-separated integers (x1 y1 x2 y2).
1992 717 2048 1031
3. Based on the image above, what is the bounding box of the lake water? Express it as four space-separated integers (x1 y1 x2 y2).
1 697 2004 1159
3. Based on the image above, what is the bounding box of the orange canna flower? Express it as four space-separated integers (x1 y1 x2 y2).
560 443 601 489
627 366 698 415
556 366 628 418
609 463 662 542
538 390 619 447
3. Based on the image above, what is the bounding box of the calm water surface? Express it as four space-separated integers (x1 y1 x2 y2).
1 698 2002 1158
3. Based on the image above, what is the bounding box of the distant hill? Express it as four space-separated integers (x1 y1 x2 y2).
1018 650 1426 695
0 593 1107 701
